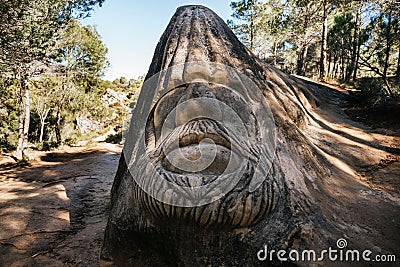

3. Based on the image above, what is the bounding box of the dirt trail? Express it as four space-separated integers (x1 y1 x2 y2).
0 143 121 266
298 76 400 196
0 83 399 266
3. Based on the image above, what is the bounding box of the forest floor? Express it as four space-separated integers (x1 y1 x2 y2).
0 84 399 266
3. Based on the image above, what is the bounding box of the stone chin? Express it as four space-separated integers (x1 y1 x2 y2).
129 81 280 229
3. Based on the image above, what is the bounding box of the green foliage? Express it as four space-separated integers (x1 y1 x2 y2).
0 0 105 72
56 19 109 91
360 4 399 74
21 73 144 150
35 141 59 151
355 77 385 100
228 0 326 72
0 14 113 152
0 0 105 158
105 131 122 144
228 0 400 100
0 78 19 152
350 77 399 107
228 0 260 50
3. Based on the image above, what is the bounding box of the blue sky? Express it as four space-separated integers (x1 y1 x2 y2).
83 1 233 81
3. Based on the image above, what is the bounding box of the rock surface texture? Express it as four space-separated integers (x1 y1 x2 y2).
101 5 400 266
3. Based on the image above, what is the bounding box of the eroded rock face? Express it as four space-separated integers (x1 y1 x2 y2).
101 5 333 266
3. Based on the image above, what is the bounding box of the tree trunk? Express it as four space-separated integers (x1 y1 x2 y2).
16 93 25 159
39 108 49 143
319 0 328 81
341 39 345 80
396 46 400 84
16 73 30 160
344 55 348 81
39 120 45 143
249 6 255 51
353 34 361 81
272 42 277 66
381 76 393 102
328 51 332 78
346 2 362 81
333 54 338 78
55 108 62 145
23 84 30 152
383 10 393 80
296 44 308 76
55 79 68 145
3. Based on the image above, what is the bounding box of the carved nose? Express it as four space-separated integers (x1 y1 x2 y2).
175 83 223 126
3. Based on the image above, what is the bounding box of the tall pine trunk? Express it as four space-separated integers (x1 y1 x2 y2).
55 109 62 145
296 44 308 76
249 9 254 51
347 2 362 81
319 0 328 81
55 78 68 145
333 54 339 79
353 35 361 81
396 47 400 84
328 51 332 78
16 73 30 160
381 10 394 98
383 11 392 80
340 38 345 80
273 42 277 66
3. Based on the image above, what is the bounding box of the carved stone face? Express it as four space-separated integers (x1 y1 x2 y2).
123 63 279 229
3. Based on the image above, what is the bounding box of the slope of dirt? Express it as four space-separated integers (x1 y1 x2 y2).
344 103 400 196
0 143 121 267
295 76 400 259
298 76 400 197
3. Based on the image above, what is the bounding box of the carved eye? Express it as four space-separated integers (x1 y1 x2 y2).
153 86 187 140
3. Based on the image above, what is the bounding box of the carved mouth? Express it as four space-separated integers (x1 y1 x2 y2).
160 119 241 176
163 120 232 154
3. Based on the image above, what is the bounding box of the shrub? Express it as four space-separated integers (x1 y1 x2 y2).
105 131 122 144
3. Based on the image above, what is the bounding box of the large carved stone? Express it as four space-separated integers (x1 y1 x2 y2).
101 5 399 266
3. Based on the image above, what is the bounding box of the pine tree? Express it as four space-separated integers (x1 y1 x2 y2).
0 0 104 160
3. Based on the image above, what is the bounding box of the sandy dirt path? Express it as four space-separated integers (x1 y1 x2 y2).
0 143 121 266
